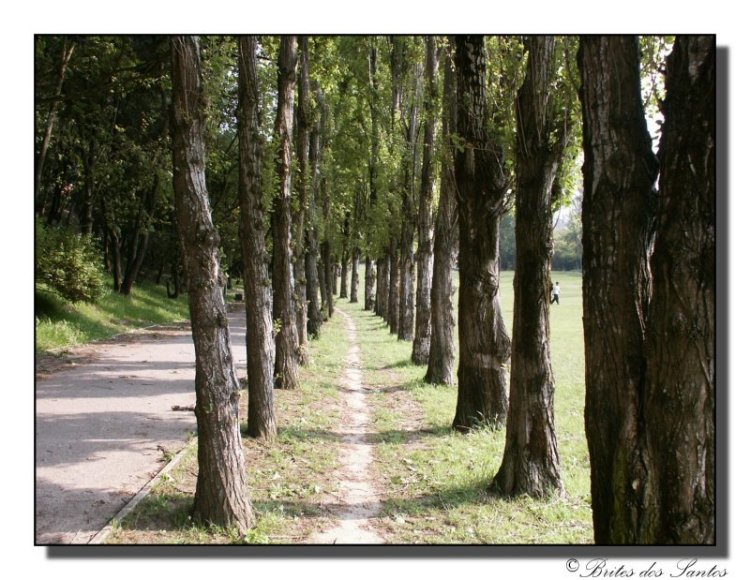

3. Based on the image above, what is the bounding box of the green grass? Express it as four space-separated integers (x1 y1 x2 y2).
342 269 592 544
107 300 349 544
104 268 592 544
35 282 190 353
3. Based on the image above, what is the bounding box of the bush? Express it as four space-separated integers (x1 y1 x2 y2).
36 218 106 303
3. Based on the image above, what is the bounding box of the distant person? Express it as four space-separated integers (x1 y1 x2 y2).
551 281 560 305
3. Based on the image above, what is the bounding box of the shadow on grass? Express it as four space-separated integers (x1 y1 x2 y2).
275 426 341 444
370 425 453 444
376 376 445 393
380 359 414 370
115 480 500 543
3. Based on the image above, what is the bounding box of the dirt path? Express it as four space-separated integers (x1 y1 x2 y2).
310 308 383 544
35 309 248 544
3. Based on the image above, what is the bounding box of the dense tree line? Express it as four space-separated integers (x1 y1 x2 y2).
35 34 715 543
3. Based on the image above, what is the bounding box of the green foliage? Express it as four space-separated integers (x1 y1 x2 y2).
36 218 106 303
499 212 516 270
640 36 674 119
552 191 583 271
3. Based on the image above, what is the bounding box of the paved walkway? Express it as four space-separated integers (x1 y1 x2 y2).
35 309 247 544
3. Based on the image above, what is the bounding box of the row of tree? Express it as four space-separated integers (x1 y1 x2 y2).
35 34 714 544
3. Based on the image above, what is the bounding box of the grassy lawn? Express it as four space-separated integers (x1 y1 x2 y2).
35 283 190 353
350 269 592 544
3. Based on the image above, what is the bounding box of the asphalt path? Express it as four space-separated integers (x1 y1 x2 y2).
35 309 247 544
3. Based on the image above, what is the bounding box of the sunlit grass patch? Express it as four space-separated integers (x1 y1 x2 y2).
35 282 189 352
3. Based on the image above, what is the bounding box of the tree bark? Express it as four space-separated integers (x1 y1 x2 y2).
640 35 715 544
293 36 310 363
364 256 376 310
425 41 458 386
170 35 254 532
107 226 123 292
306 91 324 337
339 249 349 299
398 204 416 341
364 43 380 313
238 36 276 440
578 35 659 543
321 239 334 319
350 247 360 303
492 36 564 498
452 36 511 431
375 255 390 319
412 35 438 364
271 35 300 390
388 235 401 335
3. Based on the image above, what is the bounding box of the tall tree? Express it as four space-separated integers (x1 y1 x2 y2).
389 36 419 342
578 35 659 543
492 36 569 497
640 35 715 544
272 35 301 390
364 41 382 312
294 36 311 362
306 79 324 338
238 36 276 439
425 38 458 385
452 35 512 431
339 214 350 299
411 35 439 364
170 35 254 531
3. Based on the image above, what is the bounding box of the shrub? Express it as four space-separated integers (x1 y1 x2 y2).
36 218 106 303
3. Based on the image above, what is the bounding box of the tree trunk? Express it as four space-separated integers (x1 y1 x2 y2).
80 141 95 235
364 43 380 314
293 36 310 363
492 36 564 498
271 35 300 391
452 36 511 431
339 250 349 299
578 35 659 543
306 97 323 337
166 260 181 299
640 36 715 544
364 256 376 310
317 249 329 322
412 36 438 364
321 239 334 319
238 35 276 440
375 255 389 319
170 35 254 532
397 94 419 343
107 227 123 292
388 235 400 335
350 248 360 303
398 214 415 341
425 42 458 386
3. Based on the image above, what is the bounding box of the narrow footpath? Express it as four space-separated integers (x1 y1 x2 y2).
35 309 248 544
310 307 383 544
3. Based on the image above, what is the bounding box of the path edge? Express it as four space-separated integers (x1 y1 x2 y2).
87 437 197 545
